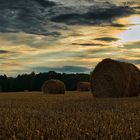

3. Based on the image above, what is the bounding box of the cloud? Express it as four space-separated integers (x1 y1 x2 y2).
123 41 140 49
32 66 90 73
34 0 55 7
0 0 56 8
129 60 140 65
110 23 127 27
51 5 134 25
1 0 140 38
0 0 137 35
0 31 61 54
117 58 140 65
72 43 105 46
0 50 11 54
0 0 58 36
95 37 119 42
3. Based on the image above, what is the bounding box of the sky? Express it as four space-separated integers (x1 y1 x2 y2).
0 0 140 76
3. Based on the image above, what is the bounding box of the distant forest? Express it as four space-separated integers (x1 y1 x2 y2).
0 71 90 92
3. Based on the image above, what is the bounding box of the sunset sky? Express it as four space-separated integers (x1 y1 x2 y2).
0 0 140 76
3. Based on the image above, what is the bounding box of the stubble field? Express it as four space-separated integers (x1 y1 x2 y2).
0 92 139 140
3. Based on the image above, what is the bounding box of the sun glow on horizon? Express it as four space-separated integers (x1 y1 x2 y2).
117 15 140 43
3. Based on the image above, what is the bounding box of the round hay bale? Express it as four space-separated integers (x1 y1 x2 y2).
42 79 65 94
77 82 90 91
90 58 140 97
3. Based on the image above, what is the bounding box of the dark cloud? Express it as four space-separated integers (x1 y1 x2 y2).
0 0 57 36
34 0 55 7
51 5 134 25
110 23 127 27
95 37 119 42
0 0 55 8
72 43 105 46
133 6 140 10
33 66 90 73
0 0 137 35
0 50 11 54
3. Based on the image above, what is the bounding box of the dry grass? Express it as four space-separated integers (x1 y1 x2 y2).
0 91 139 140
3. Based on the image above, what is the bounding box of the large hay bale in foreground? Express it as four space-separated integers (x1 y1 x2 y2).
77 82 90 91
42 80 65 94
90 58 140 97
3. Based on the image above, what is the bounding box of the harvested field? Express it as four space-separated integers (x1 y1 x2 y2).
0 91 139 140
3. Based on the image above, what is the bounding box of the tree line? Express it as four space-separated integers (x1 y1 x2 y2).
0 71 90 92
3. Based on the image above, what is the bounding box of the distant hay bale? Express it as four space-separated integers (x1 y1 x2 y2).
42 80 65 94
24 90 29 92
77 82 90 91
90 58 140 97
